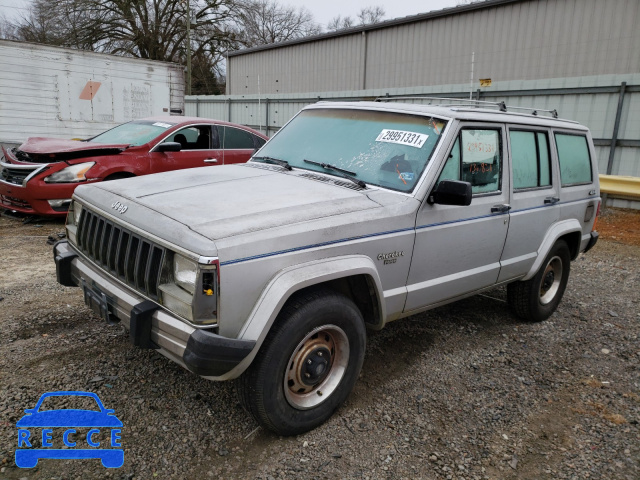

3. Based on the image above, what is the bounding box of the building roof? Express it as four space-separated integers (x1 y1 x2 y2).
227 0 524 58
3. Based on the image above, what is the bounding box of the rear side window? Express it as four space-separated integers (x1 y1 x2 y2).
555 133 592 186
437 128 502 194
221 126 254 149
254 135 266 148
510 130 551 189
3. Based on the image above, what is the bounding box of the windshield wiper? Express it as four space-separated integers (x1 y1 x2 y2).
253 156 292 170
303 159 366 188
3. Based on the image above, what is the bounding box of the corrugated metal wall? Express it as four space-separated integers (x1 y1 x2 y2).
228 35 366 95
227 0 640 96
186 73 640 208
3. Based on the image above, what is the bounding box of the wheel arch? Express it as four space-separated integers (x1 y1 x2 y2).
103 171 136 181
214 255 385 380
522 219 582 281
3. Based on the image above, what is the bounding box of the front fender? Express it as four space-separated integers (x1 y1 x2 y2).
522 219 582 280
209 255 384 380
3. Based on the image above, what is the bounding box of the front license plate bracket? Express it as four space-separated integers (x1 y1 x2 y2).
81 278 117 324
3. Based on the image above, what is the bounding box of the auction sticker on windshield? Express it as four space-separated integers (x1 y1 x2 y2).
376 129 428 148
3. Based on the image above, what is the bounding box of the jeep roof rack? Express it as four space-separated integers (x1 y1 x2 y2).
374 95 561 119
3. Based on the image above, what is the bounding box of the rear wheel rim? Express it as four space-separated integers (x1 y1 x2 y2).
539 255 563 305
284 325 349 410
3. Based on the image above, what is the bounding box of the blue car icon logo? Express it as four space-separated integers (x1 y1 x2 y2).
15 391 123 468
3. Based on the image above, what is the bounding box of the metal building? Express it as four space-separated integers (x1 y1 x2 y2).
187 0 640 208
226 0 640 96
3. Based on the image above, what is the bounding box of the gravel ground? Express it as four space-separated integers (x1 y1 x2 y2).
0 210 638 479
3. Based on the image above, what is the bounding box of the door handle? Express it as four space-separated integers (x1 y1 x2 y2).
491 204 511 213
204 158 218 163
544 196 560 204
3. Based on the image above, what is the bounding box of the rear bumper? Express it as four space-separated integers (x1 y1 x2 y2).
53 240 254 379
583 231 599 254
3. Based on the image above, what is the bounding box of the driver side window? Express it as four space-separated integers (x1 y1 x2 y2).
437 128 502 194
167 126 216 150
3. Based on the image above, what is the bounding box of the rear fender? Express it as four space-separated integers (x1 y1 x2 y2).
521 219 582 280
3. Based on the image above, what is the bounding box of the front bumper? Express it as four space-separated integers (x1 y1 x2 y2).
53 240 255 379
0 179 74 216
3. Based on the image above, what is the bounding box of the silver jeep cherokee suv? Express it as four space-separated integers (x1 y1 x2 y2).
54 100 600 435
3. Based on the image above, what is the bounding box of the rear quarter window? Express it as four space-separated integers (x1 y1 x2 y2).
222 127 255 149
555 133 592 186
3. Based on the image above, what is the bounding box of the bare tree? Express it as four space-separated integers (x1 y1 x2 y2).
328 5 385 31
357 6 385 25
0 13 17 40
8 1 237 61
235 0 321 47
327 15 354 31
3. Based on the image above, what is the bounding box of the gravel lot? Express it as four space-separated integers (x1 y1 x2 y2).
0 209 638 479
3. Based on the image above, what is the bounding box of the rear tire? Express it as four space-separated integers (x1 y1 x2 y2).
507 240 571 322
237 288 366 436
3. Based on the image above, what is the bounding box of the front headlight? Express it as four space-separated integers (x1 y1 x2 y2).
65 201 83 244
174 254 197 295
44 162 95 183
158 253 218 325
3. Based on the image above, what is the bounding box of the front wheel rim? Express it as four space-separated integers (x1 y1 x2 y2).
284 325 350 410
539 255 563 305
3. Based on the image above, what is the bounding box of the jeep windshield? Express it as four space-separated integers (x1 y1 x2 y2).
88 120 177 146
253 108 447 192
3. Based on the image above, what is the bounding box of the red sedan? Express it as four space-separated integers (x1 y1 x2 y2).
0 116 268 217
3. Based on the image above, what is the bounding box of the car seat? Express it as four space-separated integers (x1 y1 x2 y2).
174 134 188 150
196 131 210 149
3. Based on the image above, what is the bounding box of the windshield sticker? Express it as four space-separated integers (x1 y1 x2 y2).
376 129 428 148
431 120 445 135
462 130 498 163
152 122 173 129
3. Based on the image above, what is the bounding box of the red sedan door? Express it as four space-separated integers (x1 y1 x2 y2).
150 125 223 173
219 125 265 164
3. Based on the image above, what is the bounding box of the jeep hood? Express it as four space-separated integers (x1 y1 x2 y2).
15 137 128 163
82 164 386 241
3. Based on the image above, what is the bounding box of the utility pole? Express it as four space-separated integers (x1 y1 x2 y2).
185 0 192 95
469 51 474 100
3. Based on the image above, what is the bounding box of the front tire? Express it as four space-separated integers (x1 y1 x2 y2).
237 288 366 436
507 240 571 322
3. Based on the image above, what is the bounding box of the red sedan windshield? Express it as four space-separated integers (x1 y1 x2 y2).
89 120 177 146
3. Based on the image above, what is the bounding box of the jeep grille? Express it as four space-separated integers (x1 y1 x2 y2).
76 209 166 300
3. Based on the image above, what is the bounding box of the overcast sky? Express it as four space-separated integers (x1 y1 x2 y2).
1 1 464 26
0 0 29 21
289 0 463 28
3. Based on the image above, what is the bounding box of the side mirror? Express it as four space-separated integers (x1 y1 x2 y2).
155 142 182 152
429 180 472 206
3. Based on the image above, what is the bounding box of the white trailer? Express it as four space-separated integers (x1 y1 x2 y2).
0 39 185 145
